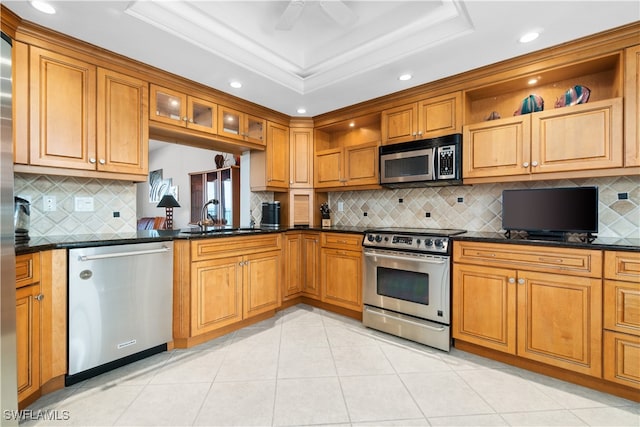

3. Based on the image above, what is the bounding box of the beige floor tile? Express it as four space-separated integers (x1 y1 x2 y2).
340 374 423 422
331 345 394 376
273 377 350 426
427 414 508 426
278 345 337 379
501 409 588 426
571 406 640 427
114 383 210 426
149 350 225 384
194 380 276 426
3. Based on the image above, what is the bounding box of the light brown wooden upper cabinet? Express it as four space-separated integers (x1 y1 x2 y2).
25 46 96 171
381 92 462 145
289 123 314 188
463 51 626 183
150 84 216 134
250 121 289 192
97 68 149 176
15 44 148 179
464 98 623 180
217 105 266 145
314 113 381 190
624 45 640 167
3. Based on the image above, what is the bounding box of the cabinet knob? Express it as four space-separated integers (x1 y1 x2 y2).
183 116 188 122
89 158 96 164
508 277 515 284
99 159 106 165
189 118 194 123
523 162 529 168
239 261 244 266
35 294 44 301
417 131 423 136
411 132 417 137
517 278 525 285
532 161 538 167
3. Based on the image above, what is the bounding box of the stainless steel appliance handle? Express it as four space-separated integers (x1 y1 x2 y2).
364 307 446 332
433 146 439 180
78 246 171 261
363 251 447 264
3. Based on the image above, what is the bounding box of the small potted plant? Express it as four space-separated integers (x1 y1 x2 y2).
320 203 331 228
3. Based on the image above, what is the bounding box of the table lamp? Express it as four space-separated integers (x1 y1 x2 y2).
157 194 180 229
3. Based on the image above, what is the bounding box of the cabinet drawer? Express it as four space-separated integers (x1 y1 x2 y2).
16 253 40 289
605 279 640 336
191 234 281 261
603 330 640 389
321 232 362 250
605 251 640 282
453 241 601 278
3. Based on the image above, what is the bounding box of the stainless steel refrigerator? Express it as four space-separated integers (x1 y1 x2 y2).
1 31 18 424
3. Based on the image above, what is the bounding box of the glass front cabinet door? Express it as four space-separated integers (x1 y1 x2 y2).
218 106 265 145
150 85 217 134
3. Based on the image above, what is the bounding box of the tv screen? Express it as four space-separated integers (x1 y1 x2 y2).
502 187 598 235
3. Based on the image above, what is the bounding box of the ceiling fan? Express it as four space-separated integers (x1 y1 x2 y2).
275 0 358 30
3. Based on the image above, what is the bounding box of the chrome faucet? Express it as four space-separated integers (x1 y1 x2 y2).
198 199 219 230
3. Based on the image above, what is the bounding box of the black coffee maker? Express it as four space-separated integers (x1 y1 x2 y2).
14 196 30 244
260 201 280 229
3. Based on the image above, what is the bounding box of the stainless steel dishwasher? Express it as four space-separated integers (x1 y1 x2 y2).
66 241 173 385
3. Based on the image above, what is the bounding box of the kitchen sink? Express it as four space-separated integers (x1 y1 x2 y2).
180 227 237 234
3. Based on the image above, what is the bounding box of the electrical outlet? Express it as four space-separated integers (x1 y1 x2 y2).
425 212 431 218
618 192 629 200
43 195 56 212
113 211 120 218
457 197 464 203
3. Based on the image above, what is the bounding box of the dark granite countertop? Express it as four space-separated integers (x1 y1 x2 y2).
14 226 370 254
455 231 640 252
15 227 638 255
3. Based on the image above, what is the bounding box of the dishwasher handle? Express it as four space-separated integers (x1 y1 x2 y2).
78 246 171 261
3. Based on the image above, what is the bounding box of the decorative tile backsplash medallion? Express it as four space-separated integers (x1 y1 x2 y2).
14 173 137 236
329 176 640 239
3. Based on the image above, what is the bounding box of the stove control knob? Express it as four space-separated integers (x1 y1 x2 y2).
375 235 383 243
416 239 421 246
434 239 444 248
367 234 375 242
383 236 389 242
424 239 434 247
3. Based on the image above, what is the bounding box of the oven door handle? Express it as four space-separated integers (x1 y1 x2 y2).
363 251 447 264
364 307 446 332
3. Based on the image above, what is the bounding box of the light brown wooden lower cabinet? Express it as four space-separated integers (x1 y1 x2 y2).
177 235 283 345
603 330 640 388
16 250 67 409
602 250 640 391
453 241 640 401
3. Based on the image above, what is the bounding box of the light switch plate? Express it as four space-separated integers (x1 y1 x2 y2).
337 201 344 212
74 196 94 212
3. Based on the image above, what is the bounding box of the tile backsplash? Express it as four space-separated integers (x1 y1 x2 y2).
14 173 137 236
16 173 639 239
329 176 640 239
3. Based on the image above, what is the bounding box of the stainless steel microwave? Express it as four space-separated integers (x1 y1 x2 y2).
379 134 462 187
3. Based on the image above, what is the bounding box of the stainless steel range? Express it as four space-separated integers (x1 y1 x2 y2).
362 227 466 351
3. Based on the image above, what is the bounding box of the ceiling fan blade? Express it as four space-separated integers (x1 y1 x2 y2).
275 0 305 31
319 0 357 27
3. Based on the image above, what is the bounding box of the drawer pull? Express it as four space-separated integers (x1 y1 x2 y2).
539 257 563 263
476 251 496 257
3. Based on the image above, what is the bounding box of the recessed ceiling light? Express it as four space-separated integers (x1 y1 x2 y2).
30 0 56 14
349 122 355 128
398 74 412 81
528 78 538 85
519 31 540 43
297 108 307 114
229 81 242 89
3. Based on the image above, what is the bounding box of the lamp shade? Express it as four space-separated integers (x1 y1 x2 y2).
156 194 180 208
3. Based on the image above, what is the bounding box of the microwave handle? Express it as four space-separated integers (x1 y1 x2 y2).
433 147 439 180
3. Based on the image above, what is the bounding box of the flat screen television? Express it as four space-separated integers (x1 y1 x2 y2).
502 186 598 240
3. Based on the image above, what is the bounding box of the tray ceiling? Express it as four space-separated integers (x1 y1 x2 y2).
3 1 638 116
